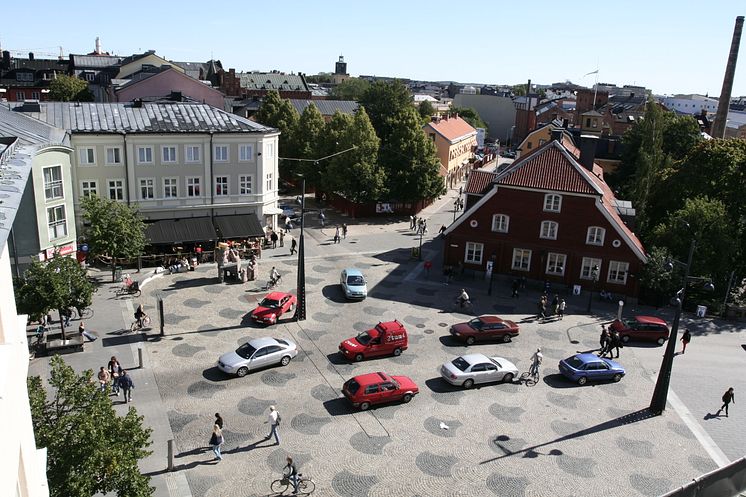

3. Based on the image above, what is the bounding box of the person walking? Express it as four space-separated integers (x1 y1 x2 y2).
279 231 285 248
511 279 520 298
209 424 224 462
409 215 415 230
537 296 547 319
551 294 560 316
423 260 432 279
610 329 622 358
334 226 340 244
558 299 566 320
79 321 97 342
97 366 110 393
267 405 281 445
270 231 278 249
319 211 326 228
214 413 224 429
342 223 348 239
718 388 735 417
680 329 691 354
290 238 297 255
119 370 134 403
599 326 610 357
108 356 123 396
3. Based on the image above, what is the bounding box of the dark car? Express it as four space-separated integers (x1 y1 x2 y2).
342 372 419 411
449 315 519 345
609 316 670 345
558 353 625 385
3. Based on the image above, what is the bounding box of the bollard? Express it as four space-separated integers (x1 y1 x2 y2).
617 300 624 320
167 439 174 471
138 347 143 369
158 297 165 336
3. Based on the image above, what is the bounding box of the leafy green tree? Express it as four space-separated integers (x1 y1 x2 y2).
305 74 332 84
449 106 487 131
49 74 94 102
637 246 679 305
330 78 370 101
730 277 746 307
417 101 435 121
294 103 327 188
359 80 412 135
28 356 153 497
254 90 300 177
80 196 146 281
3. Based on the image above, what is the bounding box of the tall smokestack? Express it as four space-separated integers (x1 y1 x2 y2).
712 16 744 138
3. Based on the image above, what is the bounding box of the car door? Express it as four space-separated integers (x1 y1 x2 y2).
379 381 399 401
263 345 284 366
469 363 485 383
250 347 271 370
367 334 384 357
482 362 500 383
364 383 381 404
279 296 290 315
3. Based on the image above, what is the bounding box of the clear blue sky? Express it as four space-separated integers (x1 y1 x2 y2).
2 0 744 96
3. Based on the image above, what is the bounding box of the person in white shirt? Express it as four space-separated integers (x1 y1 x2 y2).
267 405 280 445
530 348 543 377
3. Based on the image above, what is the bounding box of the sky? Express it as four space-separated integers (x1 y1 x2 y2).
2 1 745 97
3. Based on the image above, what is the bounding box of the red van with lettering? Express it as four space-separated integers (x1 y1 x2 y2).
339 320 408 362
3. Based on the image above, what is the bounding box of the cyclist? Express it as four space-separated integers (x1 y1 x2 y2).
283 456 299 494
134 304 147 329
529 348 543 378
270 267 281 287
457 289 470 308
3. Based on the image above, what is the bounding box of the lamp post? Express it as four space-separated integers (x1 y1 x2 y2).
452 198 459 222
487 252 496 296
418 229 424 261
293 177 307 321
586 264 599 313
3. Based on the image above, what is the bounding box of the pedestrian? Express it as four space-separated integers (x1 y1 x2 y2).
599 326 610 357
423 260 432 278
334 226 340 244
439 225 447 237
680 329 691 354
285 217 293 233
342 223 348 239
270 231 278 249
196 244 203 263
459 186 463 196
511 279 520 298
78 321 97 342
119 369 134 403
279 231 285 247
718 388 735 417
108 356 122 396
412 216 417 231
209 424 224 461
537 298 546 320
97 366 110 393
290 238 297 255
551 294 559 316
558 299 566 320
610 330 622 358
409 215 415 230
62 308 72 327
267 405 281 445
214 413 224 429
319 211 326 228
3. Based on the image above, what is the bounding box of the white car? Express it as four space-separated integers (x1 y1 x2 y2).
217 337 298 377
340 268 367 300
440 353 519 389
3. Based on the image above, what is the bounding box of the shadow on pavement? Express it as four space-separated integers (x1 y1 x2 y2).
101 334 148 347
223 437 277 455
202 366 232 382
325 352 349 365
424 377 463 394
321 285 348 303
161 277 218 291
438 336 466 348
542 374 582 389
322 398 357 416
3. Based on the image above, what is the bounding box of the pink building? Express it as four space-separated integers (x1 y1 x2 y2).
114 67 225 109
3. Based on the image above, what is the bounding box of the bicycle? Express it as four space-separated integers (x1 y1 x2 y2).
270 473 315 495
452 298 474 313
264 274 282 291
521 365 541 386
29 325 48 358
130 315 151 333
71 307 94 320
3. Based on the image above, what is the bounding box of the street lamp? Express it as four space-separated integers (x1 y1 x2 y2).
586 264 600 313
650 238 713 414
418 229 424 261
293 176 308 321
487 252 497 296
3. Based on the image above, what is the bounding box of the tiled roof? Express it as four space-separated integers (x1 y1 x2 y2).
6 102 276 134
239 73 308 92
465 170 497 194
424 115 476 142
287 99 358 116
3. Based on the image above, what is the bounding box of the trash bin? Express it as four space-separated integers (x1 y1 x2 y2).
411 247 420 258
114 266 123 282
696 305 707 318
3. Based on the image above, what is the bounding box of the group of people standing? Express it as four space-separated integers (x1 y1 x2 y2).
598 325 622 358
96 355 134 402
332 224 348 244
410 216 428 235
537 293 566 320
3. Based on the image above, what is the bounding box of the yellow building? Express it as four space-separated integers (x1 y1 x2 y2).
423 115 477 189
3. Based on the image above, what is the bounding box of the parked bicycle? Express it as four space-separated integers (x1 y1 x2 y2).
115 275 142 297
71 307 94 320
270 473 315 495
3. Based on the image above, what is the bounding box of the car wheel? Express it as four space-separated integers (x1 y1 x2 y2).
402 393 413 403
463 379 474 389
280 356 291 366
466 336 475 345
393 348 402 357
354 353 364 362
577 376 588 386
236 367 249 378
657 337 666 345
503 373 514 383
621 335 630 343
612 373 622 382
359 402 370 411
502 334 512 343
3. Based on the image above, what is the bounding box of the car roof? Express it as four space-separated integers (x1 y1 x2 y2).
246 337 279 348
458 353 490 364
477 315 506 323
352 372 391 385
572 353 604 363
632 315 667 325
375 320 403 332
342 268 363 276
264 291 290 300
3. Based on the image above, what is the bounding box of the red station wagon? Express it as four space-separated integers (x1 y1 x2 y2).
338 320 408 361
450 315 520 345
609 316 670 345
342 372 419 411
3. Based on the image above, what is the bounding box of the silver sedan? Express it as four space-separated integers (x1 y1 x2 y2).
440 353 519 389
218 337 298 377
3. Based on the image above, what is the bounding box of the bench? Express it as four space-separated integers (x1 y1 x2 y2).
45 336 84 355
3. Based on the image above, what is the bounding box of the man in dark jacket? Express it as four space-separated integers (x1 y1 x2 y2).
119 370 134 403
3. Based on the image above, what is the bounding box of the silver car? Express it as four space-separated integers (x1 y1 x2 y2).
340 268 367 300
217 337 298 377
440 353 519 389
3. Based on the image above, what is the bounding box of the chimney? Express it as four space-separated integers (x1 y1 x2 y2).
579 135 598 171
712 16 744 138
95 36 102 55
1 51 10 70
550 129 563 142
28 52 35 60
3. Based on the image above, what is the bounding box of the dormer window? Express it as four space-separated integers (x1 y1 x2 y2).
544 194 562 213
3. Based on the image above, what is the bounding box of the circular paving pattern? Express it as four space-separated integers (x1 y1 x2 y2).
310 383 339 402
167 410 198 433
550 420 585 438
186 380 227 399
349 431 392 455
688 454 717 474
164 313 190 325
423 417 462 438
217 308 246 320
331 469 379 497
667 420 696 439
489 434 527 455
237 396 275 416
260 370 296 387
184 298 211 308
615 436 655 458
546 391 580 409
172 343 206 357
628 473 672 496
488 404 525 423
415 451 457 478
289 413 331 435
313 312 338 323
555 454 596 478
485 473 529 497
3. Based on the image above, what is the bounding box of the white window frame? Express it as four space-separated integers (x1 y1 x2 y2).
80 180 98 199
186 176 201 197
161 145 177 164
544 193 562 213
586 226 606 246
239 175 253 195
546 252 567 276
512 248 532 271
185 145 201 163
265 172 273 191
580 257 602 280
491 214 509 233
43 165 64 201
607 261 629 285
239 144 254 162
265 142 275 158
107 179 124 201
105 147 122 165
47 205 67 240
540 220 558 240
137 146 153 165
78 147 96 166
464 242 484 264
163 177 178 199
215 176 229 196
139 178 155 200
214 145 229 162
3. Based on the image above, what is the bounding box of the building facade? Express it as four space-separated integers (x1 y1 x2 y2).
423 115 477 189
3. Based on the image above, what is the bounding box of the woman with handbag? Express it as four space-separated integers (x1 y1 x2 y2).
209 424 224 461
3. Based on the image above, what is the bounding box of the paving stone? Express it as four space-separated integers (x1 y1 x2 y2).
423 417 462 438
186 380 226 399
331 470 378 497
629 474 673 496
237 396 275 417
485 474 529 497
290 413 331 435
260 370 296 387
217 308 245 320
615 436 655 459
349 431 391 455
488 403 525 423
415 451 457 477
555 453 596 478
168 410 198 434
172 343 205 357
546 391 580 409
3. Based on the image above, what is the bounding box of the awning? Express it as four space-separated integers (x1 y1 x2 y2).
263 206 284 215
214 214 265 239
145 217 217 245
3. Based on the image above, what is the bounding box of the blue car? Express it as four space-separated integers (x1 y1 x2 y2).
558 353 625 386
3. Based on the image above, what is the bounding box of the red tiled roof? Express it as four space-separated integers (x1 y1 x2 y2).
465 170 497 194
424 116 476 142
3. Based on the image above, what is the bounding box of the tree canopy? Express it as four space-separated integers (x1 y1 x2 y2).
293 103 327 187
417 101 435 121
28 356 153 497
254 90 300 177
330 78 370 101
49 74 94 102
449 106 487 131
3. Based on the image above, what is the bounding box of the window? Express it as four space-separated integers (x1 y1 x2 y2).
265 173 273 191
540 220 558 240
78 147 95 165
464 242 484 264
43 166 63 201
47 205 67 240
546 253 567 276
527 142 533 150
31 91 41 100
185 145 201 163
186 177 201 197
607 261 629 284
239 175 253 195
265 142 275 158
580 257 602 280
16 72 33 82
544 193 562 212
80 180 98 198
215 176 229 196
214 145 229 162
16 91 25 101
139 178 154 199
162 146 177 163
512 248 532 271
239 144 254 161
137 146 153 164
163 178 178 198
105 147 122 165
108 179 124 200
491 214 509 233
586 226 606 246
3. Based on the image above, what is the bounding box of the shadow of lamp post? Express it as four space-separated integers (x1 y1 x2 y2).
586 264 600 313
487 252 496 296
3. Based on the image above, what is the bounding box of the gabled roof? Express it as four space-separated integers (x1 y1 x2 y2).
423 115 477 142
69 54 123 69
464 170 497 194
287 99 358 116
114 66 224 98
239 73 308 92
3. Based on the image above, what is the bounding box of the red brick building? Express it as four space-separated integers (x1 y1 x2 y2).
444 132 646 299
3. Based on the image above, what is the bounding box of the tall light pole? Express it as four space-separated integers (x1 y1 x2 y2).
293 177 308 321
586 264 599 313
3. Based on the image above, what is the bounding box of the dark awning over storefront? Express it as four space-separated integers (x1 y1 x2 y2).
214 214 265 239
145 217 217 245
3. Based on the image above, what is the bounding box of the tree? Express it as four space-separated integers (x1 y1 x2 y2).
28 356 153 497
637 246 679 306
417 101 435 121
449 106 487 131
49 74 94 102
330 78 370 101
730 277 746 307
359 80 412 135
253 90 300 177
80 196 146 281
305 74 332 84
293 103 327 189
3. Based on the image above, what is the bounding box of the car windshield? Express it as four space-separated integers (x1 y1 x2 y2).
235 342 258 359
345 379 360 394
356 331 372 345
468 318 484 330
347 275 365 285
259 298 281 308
451 356 471 372
565 356 585 369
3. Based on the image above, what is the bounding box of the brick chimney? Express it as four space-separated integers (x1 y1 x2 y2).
712 16 744 138
579 135 598 172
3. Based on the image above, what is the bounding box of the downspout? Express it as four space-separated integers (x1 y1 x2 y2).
209 132 214 223
9 227 21 279
122 132 130 205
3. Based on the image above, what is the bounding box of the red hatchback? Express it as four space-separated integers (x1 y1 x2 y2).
609 316 670 345
450 315 519 345
342 372 419 411
250 292 297 325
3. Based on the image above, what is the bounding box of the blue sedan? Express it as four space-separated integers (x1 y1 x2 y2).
558 353 625 386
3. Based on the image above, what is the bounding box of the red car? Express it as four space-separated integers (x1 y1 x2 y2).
342 372 419 411
609 316 670 345
449 315 519 345
251 292 297 325
338 320 408 362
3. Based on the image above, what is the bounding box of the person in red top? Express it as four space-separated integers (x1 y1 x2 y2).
423 260 433 278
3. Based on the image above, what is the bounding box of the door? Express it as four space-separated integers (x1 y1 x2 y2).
250 347 272 369
379 382 399 401
469 363 486 384
367 334 384 357
363 384 382 404
482 362 500 383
